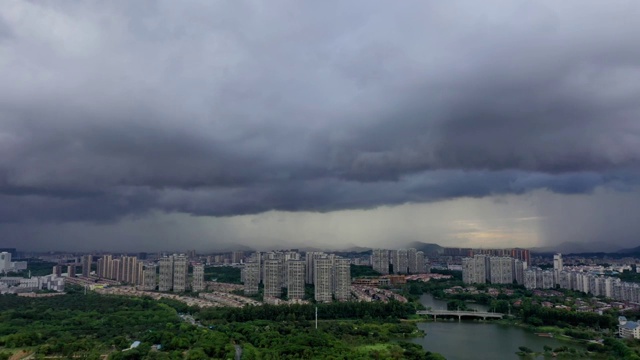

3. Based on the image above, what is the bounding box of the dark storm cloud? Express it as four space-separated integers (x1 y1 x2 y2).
1 1 640 223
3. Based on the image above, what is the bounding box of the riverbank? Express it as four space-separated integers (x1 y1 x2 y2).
409 286 638 359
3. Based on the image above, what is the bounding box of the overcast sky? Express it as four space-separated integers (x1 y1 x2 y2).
2 1 640 252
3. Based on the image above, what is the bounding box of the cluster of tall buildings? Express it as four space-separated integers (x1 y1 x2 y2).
462 255 527 285
156 254 205 292
242 251 351 302
444 247 531 265
371 248 427 275
75 253 206 293
95 255 144 285
523 254 640 303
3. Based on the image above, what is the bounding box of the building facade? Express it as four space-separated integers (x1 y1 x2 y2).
81 255 93 277
264 259 282 298
192 264 205 292
286 260 306 299
158 256 174 292
141 265 157 291
172 254 188 292
462 255 487 284
333 258 351 301
243 261 260 295
372 249 389 275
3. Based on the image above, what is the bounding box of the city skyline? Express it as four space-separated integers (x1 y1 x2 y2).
3 2 640 252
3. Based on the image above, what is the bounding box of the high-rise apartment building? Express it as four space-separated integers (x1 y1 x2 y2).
372 249 389 275
462 255 487 284
121 256 138 283
314 258 334 302
136 262 144 285
97 255 113 279
192 264 205 292
96 255 143 285
416 251 425 274
264 259 282 298
52 265 62 277
112 259 122 280
489 257 513 284
232 251 244 264
333 258 351 301
172 254 188 292
286 260 306 299
511 248 531 266
512 259 525 285
96 257 104 278
395 249 409 274
407 248 417 274
243 261 260 295
141 265 157 291
389 250 398 273
464 255 528 285
0 252 11 273
158 256 174 292
81 255 93 277
67 265 76 277
525 269 555 289
305 252 325 284
553 253 563 285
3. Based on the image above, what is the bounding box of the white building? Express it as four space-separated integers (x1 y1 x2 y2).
314 258 333 302
286 260 306 299
372 249 390 275
489 257 513 284
619 316 640 339
407 248 418 274
394 249 408 274
243 261 260 296
0 275 65 293
305 252 324 284
172 255 188 292
264 259 282 298
158 256 174 292
0 252 12 272
192 264 205 292
333 258 351 301
141 265 157 291
462 255 488 284
553 253 563 285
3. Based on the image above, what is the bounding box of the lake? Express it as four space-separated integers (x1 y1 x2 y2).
412 294 570 359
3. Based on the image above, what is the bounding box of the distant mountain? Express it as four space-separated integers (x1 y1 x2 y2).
298 246 325 252
617 245 640 255
531 241 620 254
340 246 372 253
405 241 444 256
215 244 256 252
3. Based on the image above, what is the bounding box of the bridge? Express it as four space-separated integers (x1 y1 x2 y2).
416 310 504 321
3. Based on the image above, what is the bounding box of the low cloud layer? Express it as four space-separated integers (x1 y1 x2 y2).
1 2 640 249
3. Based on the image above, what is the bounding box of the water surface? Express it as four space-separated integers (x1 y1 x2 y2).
413 294 570 359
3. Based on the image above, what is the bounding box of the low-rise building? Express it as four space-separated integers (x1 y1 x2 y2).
619 316 640 339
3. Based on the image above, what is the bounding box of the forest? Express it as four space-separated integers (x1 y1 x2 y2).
0 291 442 359
199 298 417 322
